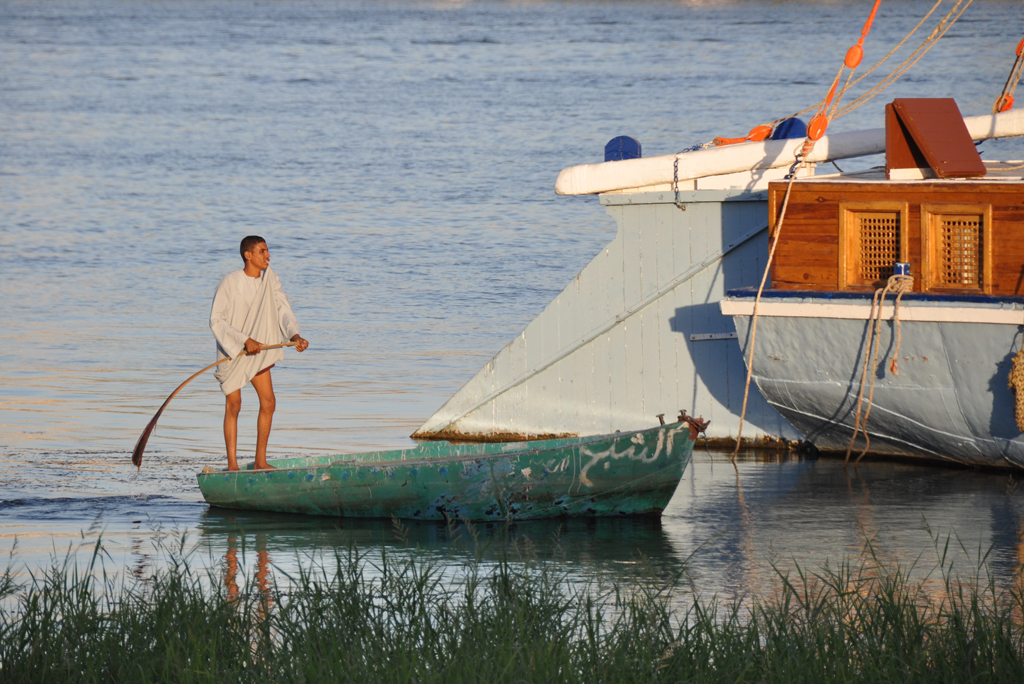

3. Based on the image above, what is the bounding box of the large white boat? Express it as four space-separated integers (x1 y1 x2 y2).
414 101 1024 450
414 8 1024 461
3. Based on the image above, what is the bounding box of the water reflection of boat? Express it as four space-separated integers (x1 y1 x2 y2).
197 419 702 521
197 507 688 575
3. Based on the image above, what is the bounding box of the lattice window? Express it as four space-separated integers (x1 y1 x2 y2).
937 216 982 288
857 213 900 282
839 202 908 289
921 204 992 294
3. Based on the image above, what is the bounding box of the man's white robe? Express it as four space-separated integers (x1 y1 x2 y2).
210 266 301 395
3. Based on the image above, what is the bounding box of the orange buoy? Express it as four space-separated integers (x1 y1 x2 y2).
845 44 863 69
746 124 773 142
807 113 829 141
712 136 747 146
996 94 1015 113
712 123 775 147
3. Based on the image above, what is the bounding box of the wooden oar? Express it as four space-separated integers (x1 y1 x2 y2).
131 341 297 470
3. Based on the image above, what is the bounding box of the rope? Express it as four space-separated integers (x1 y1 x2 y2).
730 0 895 459
835 0 975 118
423 220 769 436
993 36 1024 114
1008 346 1024 431
797 0 886 149
887 274 913 376
844 274 913 465
731 156 803 463
833 0 945 109
709 0 974 152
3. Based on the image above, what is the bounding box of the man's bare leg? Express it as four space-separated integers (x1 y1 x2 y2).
224 390 242 471
251 370 277 470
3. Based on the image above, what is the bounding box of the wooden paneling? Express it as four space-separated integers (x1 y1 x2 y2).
769 181 1024 295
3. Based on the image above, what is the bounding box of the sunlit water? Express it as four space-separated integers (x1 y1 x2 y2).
3 0 1024 600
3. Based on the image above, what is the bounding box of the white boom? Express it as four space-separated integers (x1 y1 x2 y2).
554 109 1024 196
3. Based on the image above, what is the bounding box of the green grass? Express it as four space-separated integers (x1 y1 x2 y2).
1 532 1023 683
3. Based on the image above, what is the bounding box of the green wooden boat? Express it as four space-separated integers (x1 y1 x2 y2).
197 418 705 521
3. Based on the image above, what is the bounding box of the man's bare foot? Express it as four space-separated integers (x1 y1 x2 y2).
227 465 240 472
253 462 276 471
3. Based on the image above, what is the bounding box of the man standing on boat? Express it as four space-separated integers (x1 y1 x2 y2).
210 236 309 471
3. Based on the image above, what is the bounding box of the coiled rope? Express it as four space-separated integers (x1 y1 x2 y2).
1008 345 1024 432
844 274 913 465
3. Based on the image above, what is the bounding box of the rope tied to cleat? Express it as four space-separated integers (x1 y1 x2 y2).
844 273 913 466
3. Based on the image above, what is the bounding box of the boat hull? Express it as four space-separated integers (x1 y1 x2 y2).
414 190 798 445
197 422 696 520
723 291 1024 468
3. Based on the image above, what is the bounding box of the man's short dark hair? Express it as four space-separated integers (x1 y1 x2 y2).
240 235 266 263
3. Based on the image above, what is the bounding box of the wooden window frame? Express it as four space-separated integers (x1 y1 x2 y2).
920 203 993 294
838 201 909 290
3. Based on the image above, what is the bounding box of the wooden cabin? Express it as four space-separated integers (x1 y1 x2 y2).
768 99 1024 295
767 175 1024 294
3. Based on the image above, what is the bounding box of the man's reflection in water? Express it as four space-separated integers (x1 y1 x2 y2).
255 533 271 596
223 534 272 604
225 536 239 601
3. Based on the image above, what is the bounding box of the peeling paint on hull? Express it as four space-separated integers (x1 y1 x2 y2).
197 423 695 521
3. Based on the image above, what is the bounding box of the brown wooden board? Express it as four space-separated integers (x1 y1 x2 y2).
885 103 930 175
768 180 1024 294
888 98 986 179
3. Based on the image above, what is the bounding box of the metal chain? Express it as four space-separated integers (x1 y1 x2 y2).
674 141 713 210
673 155 684 210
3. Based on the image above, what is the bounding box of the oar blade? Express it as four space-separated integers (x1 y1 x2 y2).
132 405 167 470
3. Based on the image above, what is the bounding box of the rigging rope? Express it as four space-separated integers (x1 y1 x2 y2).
728 0 981 458
837 0 944 96
731 157 803 463
731 0 886 460
835 0 975 118
711 0 976 148
993 36 1024 114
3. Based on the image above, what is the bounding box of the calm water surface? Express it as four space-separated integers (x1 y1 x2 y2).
3 0 1024 598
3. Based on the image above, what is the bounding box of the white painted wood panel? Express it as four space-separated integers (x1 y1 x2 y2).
415 189 800 442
